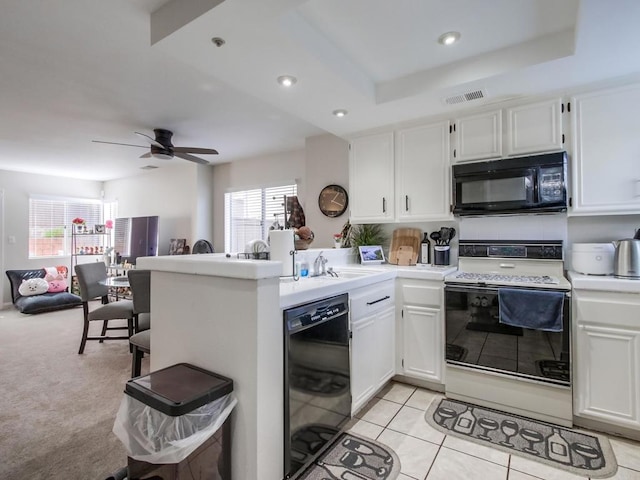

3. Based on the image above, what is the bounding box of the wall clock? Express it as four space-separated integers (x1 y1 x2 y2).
318 184 348 217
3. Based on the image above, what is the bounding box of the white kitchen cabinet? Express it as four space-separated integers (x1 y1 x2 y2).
397 279 444 384
395 121 452 221
506 98 564 156
571 83 640 215
573 288 640 430
453 110 502 163
349 132 395 223
350 281 395 414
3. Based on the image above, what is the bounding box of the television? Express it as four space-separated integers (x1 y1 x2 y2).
114 216 159 265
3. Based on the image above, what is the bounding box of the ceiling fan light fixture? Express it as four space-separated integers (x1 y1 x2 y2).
277 75 297 87
332 109 348 117
438 31 461 46
151 152 173 160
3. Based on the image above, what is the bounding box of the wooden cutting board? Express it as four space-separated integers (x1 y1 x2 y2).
388 228 421 265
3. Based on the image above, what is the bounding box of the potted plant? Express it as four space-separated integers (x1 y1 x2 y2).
349 223 387 260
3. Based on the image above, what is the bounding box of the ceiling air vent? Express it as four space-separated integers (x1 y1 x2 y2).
141 165 159 170
443 88 487 106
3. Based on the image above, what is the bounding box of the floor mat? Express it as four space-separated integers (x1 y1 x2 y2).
297 432 401 480
425 398 617 478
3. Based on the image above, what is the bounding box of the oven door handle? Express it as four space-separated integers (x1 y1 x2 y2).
445 283 571 296
445 284 498 293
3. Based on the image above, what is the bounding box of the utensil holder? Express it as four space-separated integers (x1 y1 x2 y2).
434 245 450 266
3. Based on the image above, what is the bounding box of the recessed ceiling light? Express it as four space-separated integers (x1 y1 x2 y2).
332 109 348 117
211 37 225 47
438 31 461 46
277 75 297 87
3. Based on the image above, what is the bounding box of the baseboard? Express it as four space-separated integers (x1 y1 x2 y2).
392 374 445 393
574 415 640 442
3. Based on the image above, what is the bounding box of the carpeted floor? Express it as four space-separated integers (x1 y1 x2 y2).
0 303 149 480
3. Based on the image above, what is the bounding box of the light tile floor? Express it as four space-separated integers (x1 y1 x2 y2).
346 382 640 480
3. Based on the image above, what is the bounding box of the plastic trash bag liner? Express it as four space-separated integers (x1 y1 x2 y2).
113 392 237 464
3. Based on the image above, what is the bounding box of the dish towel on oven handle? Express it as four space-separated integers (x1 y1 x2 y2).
498 288 564 332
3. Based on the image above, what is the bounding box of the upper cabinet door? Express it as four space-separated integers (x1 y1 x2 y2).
395 121 451 221
506 98 564 156
454 110 502 163
349 132 395 223
571 84 640 215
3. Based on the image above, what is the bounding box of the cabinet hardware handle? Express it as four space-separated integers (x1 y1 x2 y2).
561 103 564 113
499 263 516 269
405 195 409 211
453 123 456 132
568 102 571 112
382 197 386 213
367 295 390 306
453 148 456 158
562 134 565 144
569 197 573 207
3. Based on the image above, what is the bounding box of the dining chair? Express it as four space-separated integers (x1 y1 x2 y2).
127 269 151 376
127 269 150 333
75 262 134 354
129 330 150 377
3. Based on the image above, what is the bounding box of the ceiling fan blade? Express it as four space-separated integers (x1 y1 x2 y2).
134 131 164 148
139 152 152 159
92 140 147 149
173 146 219 155
174 152 210 165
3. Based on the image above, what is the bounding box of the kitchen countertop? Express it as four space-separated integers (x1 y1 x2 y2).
137 253 282 279
568 270 640 293
279 264 457 308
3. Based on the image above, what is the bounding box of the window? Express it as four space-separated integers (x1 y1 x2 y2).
224 184 297 253
29 196 109 258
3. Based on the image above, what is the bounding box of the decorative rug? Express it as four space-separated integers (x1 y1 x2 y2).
426 398 618 478
297 432 401 480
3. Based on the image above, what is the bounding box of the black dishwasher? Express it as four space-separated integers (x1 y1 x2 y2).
283 293 351 479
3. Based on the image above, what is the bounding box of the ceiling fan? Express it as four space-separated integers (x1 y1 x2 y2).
92 128 218 165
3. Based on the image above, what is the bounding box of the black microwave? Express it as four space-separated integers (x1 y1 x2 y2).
452 151 567 216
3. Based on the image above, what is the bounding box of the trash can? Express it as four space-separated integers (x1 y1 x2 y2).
112 363 235 480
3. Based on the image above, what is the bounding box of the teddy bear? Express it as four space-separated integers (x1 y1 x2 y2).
18 278 49 297
45 273 68 293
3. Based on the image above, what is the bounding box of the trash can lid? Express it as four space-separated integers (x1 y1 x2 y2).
125 363 233 416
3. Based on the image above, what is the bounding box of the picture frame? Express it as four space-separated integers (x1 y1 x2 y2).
358 245 385 264
169 238 187 255
94 224 106 234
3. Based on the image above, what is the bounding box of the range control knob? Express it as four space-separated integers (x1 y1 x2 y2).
540 246 561 259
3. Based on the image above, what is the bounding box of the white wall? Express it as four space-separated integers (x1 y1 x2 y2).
0 169 103 305
304 134 350 248
212 149 305 252
103 164 201 255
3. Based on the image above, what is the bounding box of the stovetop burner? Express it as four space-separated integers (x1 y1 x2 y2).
452 272 560 285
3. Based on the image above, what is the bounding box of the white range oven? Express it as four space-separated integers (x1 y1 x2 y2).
444 240 573 427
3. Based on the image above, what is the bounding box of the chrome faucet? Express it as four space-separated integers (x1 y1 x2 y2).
312 251 328 276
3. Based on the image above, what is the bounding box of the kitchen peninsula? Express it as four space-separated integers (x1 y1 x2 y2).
137 252 453 479
136 254 283 480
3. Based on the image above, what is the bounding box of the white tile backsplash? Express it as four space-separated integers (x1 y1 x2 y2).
459 214 568 242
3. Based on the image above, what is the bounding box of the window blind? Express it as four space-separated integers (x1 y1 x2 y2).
224 184 297 253
29 197 104 258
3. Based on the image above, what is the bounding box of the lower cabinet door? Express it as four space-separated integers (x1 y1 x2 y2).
375 306 396 388
402 305 443 383
351 315 377 414
575 323 640 429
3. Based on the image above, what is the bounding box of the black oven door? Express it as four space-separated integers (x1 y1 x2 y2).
452 167 536 215
444 284 570 386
